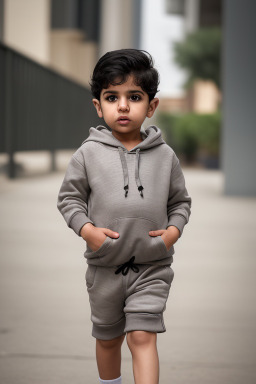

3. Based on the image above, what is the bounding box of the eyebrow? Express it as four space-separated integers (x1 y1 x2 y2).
103 90 145 96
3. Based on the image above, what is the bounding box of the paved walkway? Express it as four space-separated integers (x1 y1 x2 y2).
0 151 256 384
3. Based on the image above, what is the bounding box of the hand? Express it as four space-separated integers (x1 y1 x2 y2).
80 223 119 252
149 226 180 251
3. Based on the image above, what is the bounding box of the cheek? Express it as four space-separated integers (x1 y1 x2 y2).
101 109 111 120
136 106 150 119
103 104 116 117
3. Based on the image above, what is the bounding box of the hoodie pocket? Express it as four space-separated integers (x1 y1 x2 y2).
84 235 112 262
91 216 169 266
154 233 169 253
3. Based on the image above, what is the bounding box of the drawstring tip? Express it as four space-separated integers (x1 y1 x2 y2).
124 185 129 197
138 186 144 197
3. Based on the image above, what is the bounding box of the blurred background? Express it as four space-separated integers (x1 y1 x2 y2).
0 0 255 194
0 1 256 384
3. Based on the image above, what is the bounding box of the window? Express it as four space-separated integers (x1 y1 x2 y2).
165 0 185 15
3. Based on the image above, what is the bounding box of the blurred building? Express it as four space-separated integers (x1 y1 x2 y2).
1 0 255 195
140 0 221 114
0 0 141 87
221 0 256 195
0 0 220 110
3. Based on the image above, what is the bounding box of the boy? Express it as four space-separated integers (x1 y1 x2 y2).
57 49 191 384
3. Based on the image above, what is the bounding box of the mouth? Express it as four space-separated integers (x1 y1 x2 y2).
117 116 130 124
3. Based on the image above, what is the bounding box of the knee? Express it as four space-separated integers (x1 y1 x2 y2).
97 334 125 350
127 330 156 350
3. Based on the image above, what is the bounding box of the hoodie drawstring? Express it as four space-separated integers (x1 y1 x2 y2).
135 149 144 197
118 147 129 197
118 147 144 198
115 256 140 275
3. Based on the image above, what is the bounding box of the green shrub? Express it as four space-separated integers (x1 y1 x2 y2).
156 111 221 165
173 27 221 90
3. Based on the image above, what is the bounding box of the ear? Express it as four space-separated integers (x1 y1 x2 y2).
146 98 159 118
92 98 103 118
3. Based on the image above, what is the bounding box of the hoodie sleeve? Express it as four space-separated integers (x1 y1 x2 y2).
57 153 94 236
166 154 192 237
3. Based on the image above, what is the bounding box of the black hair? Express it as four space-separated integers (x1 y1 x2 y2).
89 48 160 102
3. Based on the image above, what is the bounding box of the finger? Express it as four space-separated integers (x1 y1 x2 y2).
149 230 165 236
104 228 120 238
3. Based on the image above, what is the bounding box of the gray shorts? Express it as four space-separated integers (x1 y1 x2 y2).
85 263 174 340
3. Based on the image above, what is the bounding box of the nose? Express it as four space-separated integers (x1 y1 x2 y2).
118 97 129 112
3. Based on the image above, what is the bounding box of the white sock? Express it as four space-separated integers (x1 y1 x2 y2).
99 375 122 384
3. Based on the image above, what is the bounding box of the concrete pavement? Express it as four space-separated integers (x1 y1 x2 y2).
0 151 256 384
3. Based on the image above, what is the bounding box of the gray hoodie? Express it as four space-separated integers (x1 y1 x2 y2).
57 125 191 267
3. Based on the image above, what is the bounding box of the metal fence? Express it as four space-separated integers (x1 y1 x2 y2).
0 42 101 177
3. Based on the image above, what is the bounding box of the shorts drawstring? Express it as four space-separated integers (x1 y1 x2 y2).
115 256 140 276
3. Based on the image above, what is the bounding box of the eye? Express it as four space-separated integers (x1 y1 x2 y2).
106 95 117 102
130 94 141 101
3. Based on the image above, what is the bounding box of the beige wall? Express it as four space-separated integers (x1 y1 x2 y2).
157 80 221 115
49 30 97 87
190 80 221 114
3 0 51 65
3 0 98 87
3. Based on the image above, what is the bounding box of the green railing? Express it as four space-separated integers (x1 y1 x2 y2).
0 42 101 177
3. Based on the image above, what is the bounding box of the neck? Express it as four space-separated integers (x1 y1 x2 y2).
111 130 142 144
111 130 143 152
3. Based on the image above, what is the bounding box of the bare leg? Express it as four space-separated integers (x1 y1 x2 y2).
96 333 126 380
126 331 159 384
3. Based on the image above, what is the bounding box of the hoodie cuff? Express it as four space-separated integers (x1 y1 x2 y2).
69 212 95 236
166 215 187 238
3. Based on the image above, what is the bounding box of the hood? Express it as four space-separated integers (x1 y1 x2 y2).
82 124 165 151
82 125 166 198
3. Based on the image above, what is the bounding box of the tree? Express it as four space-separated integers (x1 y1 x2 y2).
173 27 221 90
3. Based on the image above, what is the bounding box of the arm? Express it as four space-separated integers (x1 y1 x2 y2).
149 153 191 248
57 154 95 237
166 153 192 238
57 152 120 250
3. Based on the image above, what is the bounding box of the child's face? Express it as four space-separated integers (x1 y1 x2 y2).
92 75 159 139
